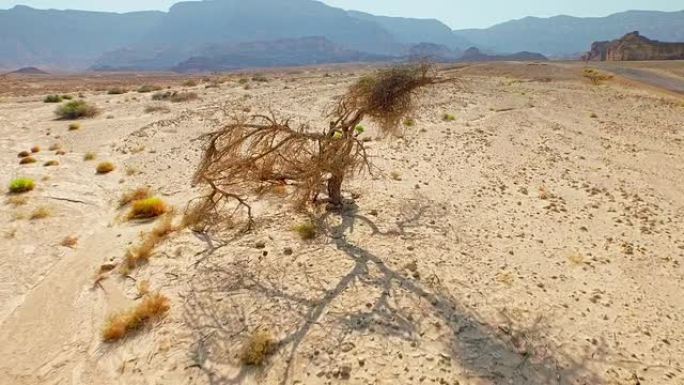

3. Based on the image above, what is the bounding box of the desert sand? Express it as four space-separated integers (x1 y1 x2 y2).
1 62 683 385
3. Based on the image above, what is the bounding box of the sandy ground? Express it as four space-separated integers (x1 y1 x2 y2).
0 62 683 385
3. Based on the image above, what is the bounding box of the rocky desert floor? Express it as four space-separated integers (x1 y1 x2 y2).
0 62 683 385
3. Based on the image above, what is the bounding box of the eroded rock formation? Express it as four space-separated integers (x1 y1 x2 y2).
585 31 684 61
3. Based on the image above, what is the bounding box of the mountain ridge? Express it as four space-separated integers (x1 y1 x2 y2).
0 3 682 70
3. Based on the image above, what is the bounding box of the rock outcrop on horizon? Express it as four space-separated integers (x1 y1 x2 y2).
585 31 684 61
459 47 548 62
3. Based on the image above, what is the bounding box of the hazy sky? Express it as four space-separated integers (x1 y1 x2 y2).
1 0 682 28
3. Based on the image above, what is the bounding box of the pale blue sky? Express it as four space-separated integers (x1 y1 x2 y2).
1 0 682 28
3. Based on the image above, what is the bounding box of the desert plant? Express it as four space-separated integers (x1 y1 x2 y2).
119 187 151 208
6 195 28 206
101 293 170 342
61 94 73 100
251 75 269 83
152 91 198 102
83 152 96 161
193 63 442 229
403 118 416 127
442 113 456 122
19 156 37 165
144 105 170 114
43 160 59 167
68 122 80 131
107 88 127 95
240 330 276 366
293 221 317 240
61 235 79 248
182 79 198 87
137 85 163 93
30 206 51 220
122 214 176 272
583 68 613 85
96 161 116 174
9 178 35 194
55 100 99 119
17 150 31 158
128 197 168 219
44 95 62 103
30 146 40 153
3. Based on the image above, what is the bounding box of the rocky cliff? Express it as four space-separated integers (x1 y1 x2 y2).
586 31 684 61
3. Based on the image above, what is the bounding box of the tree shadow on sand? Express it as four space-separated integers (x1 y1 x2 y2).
184 200 603 385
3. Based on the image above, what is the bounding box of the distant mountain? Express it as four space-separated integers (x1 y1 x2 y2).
347 11 469 51
0 5 163 69
0 3 682 70
453 10 684 58
172 36 390 73
5 67 49 75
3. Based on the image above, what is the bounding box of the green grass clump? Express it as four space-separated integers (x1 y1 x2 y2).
44 95 63 103
128 197 169 220
9 178 35 194
403 118 416 127
55 100 99 120
442 113 456 122
293 221 317 240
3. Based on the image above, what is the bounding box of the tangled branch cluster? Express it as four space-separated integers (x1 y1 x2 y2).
193 63 440 230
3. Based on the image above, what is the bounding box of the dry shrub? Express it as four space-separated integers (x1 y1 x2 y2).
137 85 163 93
152 91 198 102
144 105 170 114
240 330 276 366
19 156 37 165
122 214 176 272
7 195 28 206
68 123 80 131
193 63 442 229
55 100 99 119
48 143 62 151
17 150 31 158
336 63 435 133
293 221 316 240
31 146 40 153
181 198 214 231
96 162 115 174
119 186 151 208
583 68 613 85
101 293 170 342
43 160 59 167
61 235 79 248
107 88 127 95
83 152 96 161
128 197 168 220
30 206 51 220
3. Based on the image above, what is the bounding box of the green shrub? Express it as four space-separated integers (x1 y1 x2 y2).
9 178 35 194
44 95 62 103
55 100 99 120
61 94 73 100
442 113 456 122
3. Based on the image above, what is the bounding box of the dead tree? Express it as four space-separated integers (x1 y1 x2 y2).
193 63 441 228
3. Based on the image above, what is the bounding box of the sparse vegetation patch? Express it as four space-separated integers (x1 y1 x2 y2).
128 197 168 220
55 100 99 119
101 293 170 342
96 161 115 174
